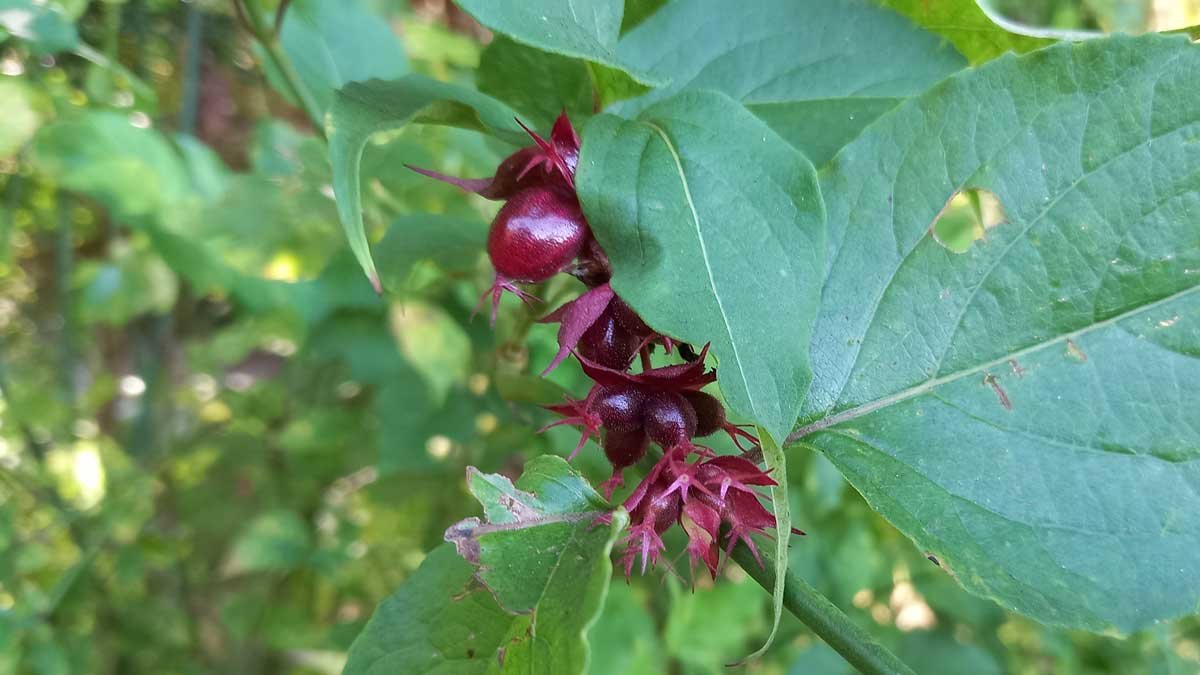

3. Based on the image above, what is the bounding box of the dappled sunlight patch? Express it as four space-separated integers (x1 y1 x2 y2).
930 188 1005 253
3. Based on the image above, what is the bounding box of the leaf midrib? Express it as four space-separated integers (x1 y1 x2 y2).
786 282 1200 445
644 121 758 418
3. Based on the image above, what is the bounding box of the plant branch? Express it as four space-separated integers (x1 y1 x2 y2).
732 545 916 675
233 0 325 139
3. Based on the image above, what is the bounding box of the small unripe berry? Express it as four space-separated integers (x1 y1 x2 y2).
644 391 697 448
487 187 588 283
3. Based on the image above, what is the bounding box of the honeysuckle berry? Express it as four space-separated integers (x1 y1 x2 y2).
578 304 644 371
682 390 760 451
479 186 589 324
593 384 646 433
644 391 698 448
600 427 650 498
541 285 659 375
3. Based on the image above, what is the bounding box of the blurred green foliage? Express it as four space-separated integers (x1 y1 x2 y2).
0 1 1197 674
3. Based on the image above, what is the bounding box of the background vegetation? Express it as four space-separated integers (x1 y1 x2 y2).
1 1 1198 673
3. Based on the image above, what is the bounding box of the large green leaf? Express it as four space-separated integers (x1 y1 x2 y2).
613 0 966 165
278 0 408 114
792 34 1200 633
454 0 656 83
577 90 825 444
879 0 1052 65
326 76 525 290
476 35 594 132
348 456 623 674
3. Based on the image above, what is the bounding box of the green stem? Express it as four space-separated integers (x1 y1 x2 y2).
732 545 916 675
235 0 326 139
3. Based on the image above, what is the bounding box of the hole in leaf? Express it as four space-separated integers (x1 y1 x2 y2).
930 189 1005 253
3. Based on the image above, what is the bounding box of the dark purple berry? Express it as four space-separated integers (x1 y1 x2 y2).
578 309 642 370
644 391 697 448
593 385 646 433
603 428 649 470
683 391 725 438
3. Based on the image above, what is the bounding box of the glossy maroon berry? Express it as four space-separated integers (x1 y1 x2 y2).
683 391 725 438
608 297 652 339
603 428 649 470
487 186 588 283
578 308 642 370
593 385 646 433
644 391 697 448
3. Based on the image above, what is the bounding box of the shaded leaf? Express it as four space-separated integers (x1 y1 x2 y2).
477 35 594 132
613 0 966 165
577 90 825 444
454 0 657 83
327 75 525 290
793 35 1200 633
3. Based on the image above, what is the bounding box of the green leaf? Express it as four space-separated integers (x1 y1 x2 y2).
454 0 657 83
793 34 1200 633
327 75 525 290
879 0 1052 65
342 543 517 675
577 90 825 444
612 0 966 165
476 35 594 132
278 0 408 115
445 456 626 673
0 0 78 55
347 457 623 674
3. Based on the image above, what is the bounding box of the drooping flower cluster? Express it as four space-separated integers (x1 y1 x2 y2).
410 113 797 579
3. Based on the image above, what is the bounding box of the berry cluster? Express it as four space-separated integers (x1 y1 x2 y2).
410 113 796 579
